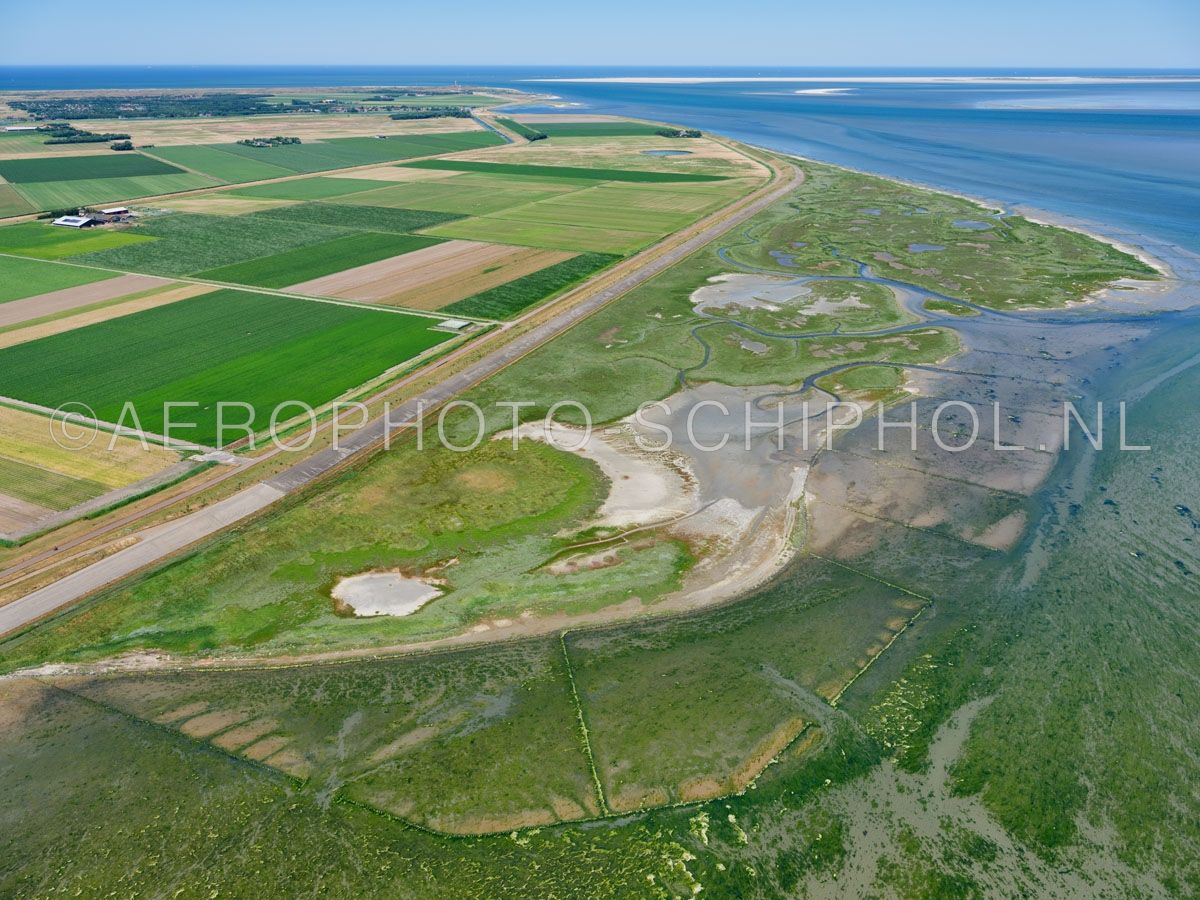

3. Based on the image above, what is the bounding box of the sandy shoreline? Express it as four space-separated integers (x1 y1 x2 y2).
1015 209 1173 278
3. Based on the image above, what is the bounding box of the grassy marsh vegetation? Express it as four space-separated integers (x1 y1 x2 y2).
726 162 1156 309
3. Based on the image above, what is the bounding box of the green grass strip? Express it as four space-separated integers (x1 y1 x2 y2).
442 252 619 319
0 255 116 303
0 153 185 184
494 118 545 140
399 159 727 183
249 202 463 233
535 122 669 137
196 232 442 288
0 456 107 510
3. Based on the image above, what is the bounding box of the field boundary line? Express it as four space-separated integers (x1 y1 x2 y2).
559 631 610 816
806 496 1008 552
36 678 305 787
803 552 934 602
34 666 834 841
828 602 931 708
838 449 1036 498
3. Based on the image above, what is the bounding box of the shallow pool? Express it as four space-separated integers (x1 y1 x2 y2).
332 572 442 617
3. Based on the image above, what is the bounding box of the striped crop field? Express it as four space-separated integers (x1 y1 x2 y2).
0 289 457 445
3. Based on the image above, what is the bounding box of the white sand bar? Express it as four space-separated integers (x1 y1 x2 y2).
500 422 697 529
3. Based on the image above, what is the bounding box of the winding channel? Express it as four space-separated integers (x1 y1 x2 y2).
679 214 1165 410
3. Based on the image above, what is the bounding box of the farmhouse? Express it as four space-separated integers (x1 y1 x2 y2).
51 215 97 228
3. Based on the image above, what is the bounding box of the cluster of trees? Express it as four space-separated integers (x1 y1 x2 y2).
388 106 472 120
12 94 285 120
656 128 703 138
38 123 130 144
236 136 302 147
110 140 134 151
495 118 547 141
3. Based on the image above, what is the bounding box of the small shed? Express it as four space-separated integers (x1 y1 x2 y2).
436 318 473 333
100 207 130 215
51 215 97 228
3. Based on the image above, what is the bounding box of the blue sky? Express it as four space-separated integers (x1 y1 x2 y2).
6 0 1199 67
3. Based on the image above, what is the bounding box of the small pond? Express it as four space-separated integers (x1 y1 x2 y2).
332 572 442 617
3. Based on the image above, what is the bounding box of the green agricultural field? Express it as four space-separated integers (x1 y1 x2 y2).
503 191 698 233
74 212 345 275
444 252 618 319
0 184 35 218
400 159 729 182
339 174 583 215
216 132 505 175
0 289 454 445
143 144 295 183
577 180 740 214
0 153 185 184
0 456 108 511
494 117 545 140
248 201 462 232
0 131 54 154
228 176 398 201
534 121 670 137
197 232 442 288
0 255 117 302
423 216 658 254
0 221 156 260
12 173 220 211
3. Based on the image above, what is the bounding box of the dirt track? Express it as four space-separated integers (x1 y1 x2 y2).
0 274 170 328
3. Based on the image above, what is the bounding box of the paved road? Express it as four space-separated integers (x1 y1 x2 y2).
0 162 799 639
